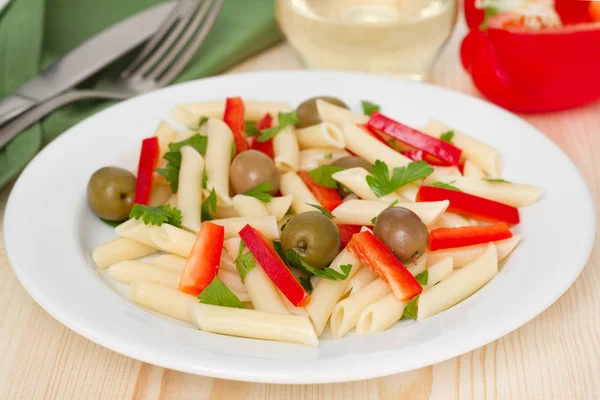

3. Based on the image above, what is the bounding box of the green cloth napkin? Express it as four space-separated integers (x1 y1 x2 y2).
0 0 283 189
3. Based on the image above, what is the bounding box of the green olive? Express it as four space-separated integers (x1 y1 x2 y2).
295 96 349 128
230 150 280 195
373 207 428 263
330 156 373 197
87 167 136 221
281 211 341 269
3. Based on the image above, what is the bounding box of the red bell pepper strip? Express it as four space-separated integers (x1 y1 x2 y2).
461 2 600 113
223 97 248 155
133 136 160 205
417 186 520 225
250 113 274 159
401 149 447 167
297 170 343 212
428 223 513 251
179 222 224 296
368 112 462 166
347 231 422 301
337 224 361 250
239 224 310 306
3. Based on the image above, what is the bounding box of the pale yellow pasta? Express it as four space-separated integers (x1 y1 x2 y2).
423 175 541 207
341 123 412 169
214 203 238 219
296 122 345 149
397 184 419 202
232 195 269 217
342 267 377 297
205 117 233 205
278 291 309 317
332 199 449 226
305 249 363 336
310 275 321 289
223 237 242 261
211 215 279 240
149 182 173 207
108 261 180 288
150 254 187 274
265 196 293 221
115 219 196 257
243 264 289 314
171 100 293 127
431 212 474 229
218 269 246 294
463 160 486 179
423 257 454 290
280 172 321 214
316 99 368 126
427 235 521 268
330 279 391 338
421 120 500 177
273 125 299 172
356 293 408 335
406 253 428 276
417 243 498 320
178 146 204 232
130 280 197 323
332 167 401 202
153 121 177 158
165 193 178 207
188 303 318 346
219 249 237 272
343 193 360 202
299 148 351 170
432 166 462 177
92 237 157 269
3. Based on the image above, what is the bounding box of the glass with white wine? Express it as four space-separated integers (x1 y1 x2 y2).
276 0 458 80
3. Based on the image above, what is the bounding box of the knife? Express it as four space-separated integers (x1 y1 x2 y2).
0 1 175 126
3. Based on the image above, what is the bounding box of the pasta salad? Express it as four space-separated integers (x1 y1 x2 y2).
87 96 542 346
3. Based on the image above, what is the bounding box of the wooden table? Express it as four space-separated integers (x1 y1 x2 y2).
1 20 599 400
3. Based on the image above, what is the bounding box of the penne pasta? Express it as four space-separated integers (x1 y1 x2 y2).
273 125 300 172
406 253 429 277
316 99 368 126
189 303 318 346
427 235 521 268
430 212 474 229
243 264 290 314
265 196 293 221
280 172 321 214
421 120 501 177
310 275 321 289
130 280 197 323
149 182 173 207
153 121 177 158
341 123 412 169
218 269 247 294
92 237 157 269
417 243 498 320
332 167 401 202
432 166 462 177
205 117 233 206
299 148 351 171
214 203 238 219
296 122 345 149
108 261 180 288
223 237 242 260
463 160 486 179
342 267 377 296
356 293 408 335
330 279 392 338
150 254 187 274
232 195 269 217
115 219 196 257
219 249 237 272
423 256 454 289
423 175 542 207
177 147 204 232
165 193 178 207
397 184 419 202
332 199 449 226
211 215 279 240
171 100 293 127
278 290 309 317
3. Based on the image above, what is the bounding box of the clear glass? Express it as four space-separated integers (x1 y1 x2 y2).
276 0 458 80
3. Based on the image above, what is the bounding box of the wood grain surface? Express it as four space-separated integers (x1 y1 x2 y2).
1 19 599 400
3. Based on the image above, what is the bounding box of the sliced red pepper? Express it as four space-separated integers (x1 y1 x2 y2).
223 97 248 155
368 112 462 166
401 149 446 166
337 224 361 250
347 231 422 301
297 170 343 212
133 136 160 205
428 223 513 251
179 222 224 295
417 186 520 226
239 224 310 306
250 113 274 159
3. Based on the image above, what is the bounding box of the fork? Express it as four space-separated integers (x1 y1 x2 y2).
0 0 223 150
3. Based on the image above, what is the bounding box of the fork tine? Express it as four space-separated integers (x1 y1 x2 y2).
152 0 224 84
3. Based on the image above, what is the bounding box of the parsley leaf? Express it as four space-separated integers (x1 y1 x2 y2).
201 188 217 221
285 250 352 280
324 153 333 159
401 295 419 320
366 160 433 197
244 183 274 203
231 142 236 159
129 204 182 227
272 240 287 261
197 116 208 128
479 6 500 30
169 134 207 155
244 120 260 137
201 169 208 189
198 276 244 308
257 111 299 142
439 130 454 143
156 134 208 193
361 100 380 116
234 242 255 282
298 276 313 292
156 164 180 193
431 181 462 191
415 270 429 286
307 203 334 219
484 178 511 184
308 165 345 189
280 220 289 232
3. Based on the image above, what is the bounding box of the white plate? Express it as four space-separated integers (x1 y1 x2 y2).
4 71 595 384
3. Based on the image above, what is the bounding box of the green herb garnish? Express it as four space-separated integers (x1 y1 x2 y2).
361 100 380 116
257 111 299 142
431 181 462 191
401 295 419 320
366 160 433 197
439 130 454 144
129 204 182 227
198 276 244 308
201 188 217 221
307 203 334 219
308 165 345 189
244 183 274 203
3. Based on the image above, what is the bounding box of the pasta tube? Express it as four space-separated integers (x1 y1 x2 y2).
232 195 269 217
171 100 293 127
178 146 204 232
108 260 180 288
296 122 345 149
130 280 197 323
316 99 368 126
280 172 321 214
423 257 454 289
332 167 401 202
299 148 351 171
341 123 412 169
463 160 486 179
150 254 187 273
265 196 293 221
427 235 521 268
332 199 449 226
115 219 196 257
356 293 408 335
342 267 377 296
92 237 157 269
211 215 279 240
273 125 300 172
205 117 233 206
